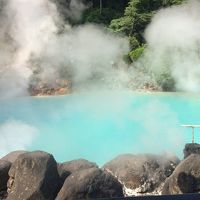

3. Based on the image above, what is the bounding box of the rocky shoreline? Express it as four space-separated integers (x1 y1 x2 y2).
28 79 161 97
0 143 199 200
28 80 72 96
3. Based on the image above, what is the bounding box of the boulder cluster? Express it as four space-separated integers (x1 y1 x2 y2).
29 79 72 96
103 154 179 196
0 143 200 199
0 151 123 200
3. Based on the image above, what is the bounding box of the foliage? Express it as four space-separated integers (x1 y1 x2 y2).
162 0 185 6
109 17 133 35
110 0 185 45
82 8 122 25
82 0 128 25
129 45 147 61
129 36 140 50
156 71 175 91
81 0 185 91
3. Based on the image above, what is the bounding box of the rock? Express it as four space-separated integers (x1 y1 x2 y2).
29 79 72 96
56 168 124 200
0 160 11 199
162 154 200 195
0 191 7 200
1 151 27 163
6 151 61 200
0 151 27 199
183 143 200 158
55 88 69 95
58 159 98 184
103 154 179 195
0 160 11 191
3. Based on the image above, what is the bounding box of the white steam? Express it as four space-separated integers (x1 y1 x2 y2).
143 0 200 92
0 120 38 157
132 100 185 155
54 0 87 21
0 0 195 159
0 0 58 98
0 0 130 98
40 24 129 89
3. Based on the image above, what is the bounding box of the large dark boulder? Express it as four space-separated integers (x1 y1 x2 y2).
56 168 124 200
0 160 11 199
184 143 200 159
162 154 200 195
0 160 11 191
1 151 27 163
103 154 179 195
58 159 98 184
6 151 61 200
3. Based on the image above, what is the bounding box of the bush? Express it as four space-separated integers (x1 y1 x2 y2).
109 17 132 34
129 45 146 61
156 71 175 91
129 36 140 50
109 0 185 45
82 8 123 25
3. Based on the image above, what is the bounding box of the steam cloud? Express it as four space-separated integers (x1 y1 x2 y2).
0 0 129 98
53 0 88 21
40 25 129 90
0 0 58 98
0 0 193 159
1 0 200 96
0 120 38 157
142 0 200 92
131 100 186 155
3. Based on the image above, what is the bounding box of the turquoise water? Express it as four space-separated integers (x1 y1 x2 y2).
1 91 200 165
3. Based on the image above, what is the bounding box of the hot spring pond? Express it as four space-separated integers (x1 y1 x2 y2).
0 91 200 165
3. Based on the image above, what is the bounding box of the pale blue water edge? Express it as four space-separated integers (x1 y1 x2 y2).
1 91 200 166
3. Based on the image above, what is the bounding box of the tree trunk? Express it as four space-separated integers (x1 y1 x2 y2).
100 0 102 14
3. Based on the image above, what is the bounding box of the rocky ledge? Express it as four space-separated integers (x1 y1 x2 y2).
28 79 72 96
0 143 199 200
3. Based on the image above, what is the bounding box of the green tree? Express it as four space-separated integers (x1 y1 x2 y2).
82 0 129 25
109 0 185 45
156 71 175 91
82 8 123 25
129 44 147 61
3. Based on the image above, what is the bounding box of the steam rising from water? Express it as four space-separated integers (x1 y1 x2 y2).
132 100 185 154
0 0 195 159
143 0 200 92
0 120 37 157
0 0 129 98
0 0 58 98
40 24 129 90
1 0 200 95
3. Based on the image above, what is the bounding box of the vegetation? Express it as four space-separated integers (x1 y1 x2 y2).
129 44 147 61
74 0 185 91
82 0 129 25
82 8 122 25
156 72 175 91
109 0 185 49
82 0 184 53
